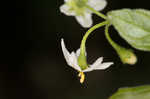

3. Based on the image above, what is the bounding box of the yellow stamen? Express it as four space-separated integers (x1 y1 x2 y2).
78 72 85 84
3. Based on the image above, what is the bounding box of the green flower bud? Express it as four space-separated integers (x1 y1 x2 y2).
105 24 137 65
116 47 137 65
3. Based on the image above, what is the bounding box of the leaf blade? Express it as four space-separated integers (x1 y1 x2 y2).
107 9 150 51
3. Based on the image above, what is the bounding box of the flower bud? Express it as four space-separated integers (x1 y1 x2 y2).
117 47 137 65
104 25 137 65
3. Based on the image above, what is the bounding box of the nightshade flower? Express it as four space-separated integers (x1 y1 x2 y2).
61 39 113 83
60 0 107 28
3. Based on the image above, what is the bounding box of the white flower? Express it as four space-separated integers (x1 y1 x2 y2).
61 38 113 83
60 0 107 28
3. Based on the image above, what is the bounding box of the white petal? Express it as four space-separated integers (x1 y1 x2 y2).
61 39 72 66
70 52 82 71
64 0 71 2
88 0 107 11
75 12 93 28
61 39 81 71
60 4 75 16
76 48 87 58
64 0 68 2
82 57 103 72
91 57 103 68
76 48 81 57
83 58 113 72
82 67 93 72
90 57 113 70
95 62 113 70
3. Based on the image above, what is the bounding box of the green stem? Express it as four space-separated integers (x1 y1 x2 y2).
104 24 120 51
85 5 107 19
78 21 108 70
104 24 137 64
80 21 108 55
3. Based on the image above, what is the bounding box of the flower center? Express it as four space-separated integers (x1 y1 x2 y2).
67 0 88 16
76 0 88 8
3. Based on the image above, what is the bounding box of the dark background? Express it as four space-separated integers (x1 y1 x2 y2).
1 0 150 99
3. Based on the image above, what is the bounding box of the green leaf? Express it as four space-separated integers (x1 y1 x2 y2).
109 85 150 99
107 9 150 51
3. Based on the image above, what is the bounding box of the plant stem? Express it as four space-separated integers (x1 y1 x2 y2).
105 24 137 65
80 21 108 55
104 24 120 50
85 5 107 19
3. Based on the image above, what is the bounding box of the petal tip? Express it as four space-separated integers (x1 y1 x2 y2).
61 38 65 46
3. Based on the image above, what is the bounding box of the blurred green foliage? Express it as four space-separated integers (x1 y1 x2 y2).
109 85 150 99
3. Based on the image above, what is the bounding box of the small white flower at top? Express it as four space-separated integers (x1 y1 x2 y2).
60 0 107 28
61 38 113 83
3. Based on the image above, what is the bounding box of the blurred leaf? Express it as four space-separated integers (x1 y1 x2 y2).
107 9 150 51
109 85 150 99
